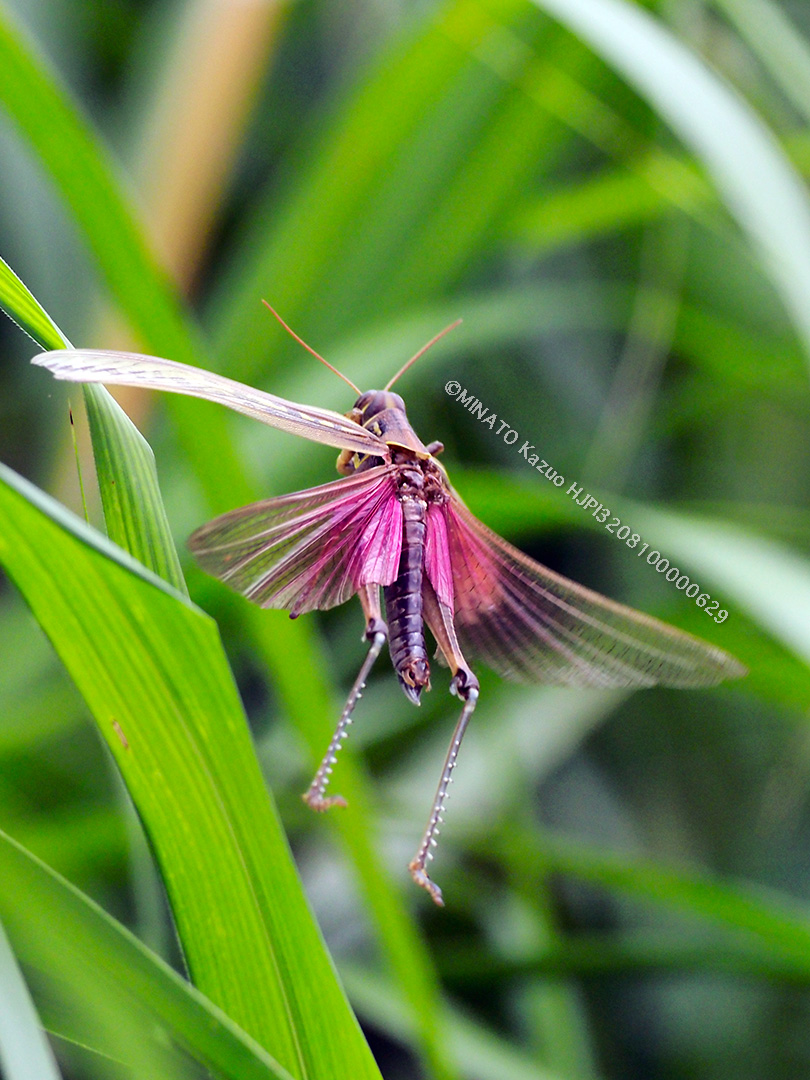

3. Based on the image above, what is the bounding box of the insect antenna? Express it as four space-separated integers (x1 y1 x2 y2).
384 318 462 391
262 299 361 395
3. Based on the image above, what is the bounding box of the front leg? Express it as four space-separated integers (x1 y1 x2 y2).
302 585 387 811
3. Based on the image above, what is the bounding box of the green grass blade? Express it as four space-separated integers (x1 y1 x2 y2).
0 254 186 591
0 5 197 366
81 385 187 593
0 831 296 1080
530 0 810 372
0 6 245 513
0 915 63 1080
507 151 715 252
209 0 572 382
715 0 810 126
537 833 810 968
0 464 381 1080
439 930 810 983
342 965 565 1080
0 253 69 349
509 129 810 258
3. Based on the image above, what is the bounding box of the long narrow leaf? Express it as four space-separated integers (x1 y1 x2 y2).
0 463 381 1080
0 256 185 591
0 831 295 1080
715 0 810 126
0 915 63 1080
0 7 196 366
537 833 810 966
0 6 246 512
530 0 810 374
82 385 188 593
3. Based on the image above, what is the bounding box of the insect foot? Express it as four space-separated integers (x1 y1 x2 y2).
302 791 348 812
409 861 445 907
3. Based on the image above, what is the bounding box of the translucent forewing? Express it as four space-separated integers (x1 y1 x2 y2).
438 493 746 689
32 349 389 458
189 465 402 615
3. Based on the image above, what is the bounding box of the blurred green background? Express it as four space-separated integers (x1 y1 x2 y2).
2 0 810 1077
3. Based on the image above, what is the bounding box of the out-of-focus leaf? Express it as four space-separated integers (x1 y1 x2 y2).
210 0 581 382
628 505 810 667
0 914 62 1080
530 0 810 373
342 963 565 1080
536 832 810 967
439 930 810 983
508 150 715 251
715 0 810 126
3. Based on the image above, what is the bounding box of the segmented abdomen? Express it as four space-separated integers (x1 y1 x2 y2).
384 496 430 700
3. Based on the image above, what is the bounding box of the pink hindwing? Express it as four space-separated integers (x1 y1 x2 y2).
189 465 402 616
424 504 454 610
353 490 403 588
443 493 745 689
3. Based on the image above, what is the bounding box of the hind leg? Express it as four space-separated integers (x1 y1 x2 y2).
302 585 386 811
408 678 478 905
412 581 480 904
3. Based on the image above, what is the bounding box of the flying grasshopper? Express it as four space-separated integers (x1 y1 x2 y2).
33 307 745 905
